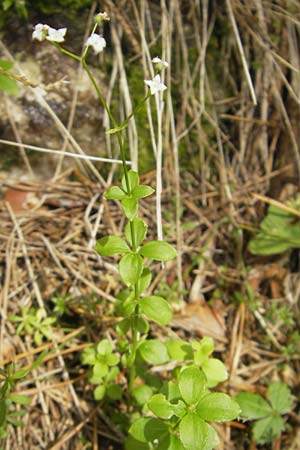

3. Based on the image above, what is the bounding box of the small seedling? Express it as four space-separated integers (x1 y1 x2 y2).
235 382 293 445
9 307 56 345
0 352 47 448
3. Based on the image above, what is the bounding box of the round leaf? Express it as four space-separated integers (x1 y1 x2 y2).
132 385 153 406
106 384 123 400
148 394 174 419
139 296 172 325
93 362 108 378
197 393 241 422
179 413 208 450
129 417 168 443
95 235 130 256
94 384 106 400
178 366 206 406
139 340 169 365
201 358 228 387
140 241 177 261
119 253 143 287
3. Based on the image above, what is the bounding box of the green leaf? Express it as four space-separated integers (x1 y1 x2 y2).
165 381 181 402
81 347 96 365
139 296 172 325
166 340 193 361
157 434 185 450
122 170 139 193
140 241 177 261
253 414 285 444
0 74 18 96
94 384 106 400
119 253 143 287
93 362 108 378
125 218 148 248
197 393 240 422
136 316 149 334
178 366 206 406
132 385 153 406
104 186 127 200
248 204 300 255
121 197 138 220
235 392 272 419
179 413 208 450
201 359 228 387
137 268 152 295
267 381 292 414
7 395 31 406
148 394 174 419
172 400 187 419
125 435 149 450
139 340 169 365
106 123 128 135
97 339 112 355
116 318 131 336
192 337 214 365
0 60 14 70
106 384 123 400
202 424 219 450
132 185 155 199
106 353 119 366
95 235 130 256
129 417 168 443
10 370 28 380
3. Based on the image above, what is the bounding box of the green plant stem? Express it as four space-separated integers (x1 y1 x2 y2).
78 53 146 393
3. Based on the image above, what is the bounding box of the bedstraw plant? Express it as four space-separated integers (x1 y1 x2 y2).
32 12 240 449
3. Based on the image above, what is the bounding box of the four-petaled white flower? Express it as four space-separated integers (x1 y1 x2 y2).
152 56 169 68
86 33 107 54
32 23 49 41
144 74 167 95
46 27 67 43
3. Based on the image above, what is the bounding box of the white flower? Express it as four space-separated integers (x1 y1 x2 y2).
46 27 67 43
144 74 167 95
152 56 169 68
32 23 49 41
86 33 106 54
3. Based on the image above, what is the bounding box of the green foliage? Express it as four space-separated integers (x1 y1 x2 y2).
81 340 121 401
0 60 18 96
0 353 46 443
9 307 56 346
166 337 228 388
129 366 240 450
235 382 293 444
249 199 300 255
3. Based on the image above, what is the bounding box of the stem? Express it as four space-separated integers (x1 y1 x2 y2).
79 55 144 392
